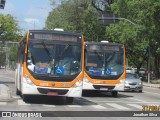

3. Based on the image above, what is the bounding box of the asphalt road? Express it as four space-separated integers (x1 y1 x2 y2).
0 69 160 120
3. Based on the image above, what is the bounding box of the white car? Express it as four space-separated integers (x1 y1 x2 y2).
124 73 143 92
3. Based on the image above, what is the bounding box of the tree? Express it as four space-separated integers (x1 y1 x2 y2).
105 0 160 78
0 14 21 42
0 14 21 68
9 45 17 62
45 0 106 41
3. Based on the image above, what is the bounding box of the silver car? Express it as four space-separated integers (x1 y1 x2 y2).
124 73 143 92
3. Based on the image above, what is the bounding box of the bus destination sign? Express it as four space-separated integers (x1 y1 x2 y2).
88 45 120 51
29 33 80 42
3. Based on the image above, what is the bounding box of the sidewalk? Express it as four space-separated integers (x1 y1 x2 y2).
0 69 14 101
143 82 160 89
0 84 12 102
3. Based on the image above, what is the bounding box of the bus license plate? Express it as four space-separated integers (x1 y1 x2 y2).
47 91 58 96
100 88 108 91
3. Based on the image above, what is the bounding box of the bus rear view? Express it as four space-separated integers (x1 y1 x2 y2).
15 30 84 103
83 42 126 97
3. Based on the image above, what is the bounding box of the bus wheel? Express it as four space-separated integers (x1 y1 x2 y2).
66 97 74 103
111 91 118 97
16 89 21 96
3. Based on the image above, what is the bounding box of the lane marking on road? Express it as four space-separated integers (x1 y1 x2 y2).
143 91 160 96
127 104 142 110
83 99 160 104
98 100 128 103
128 98 147 103
0 102 7 105
43 104 56 107
91 105 106 109
67 105 82 108
18 100 31 106
106 103 131 110
82 98 126 103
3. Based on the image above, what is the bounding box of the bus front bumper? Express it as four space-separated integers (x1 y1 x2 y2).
83 78 115 91
21 77 83 97
83 77 125 91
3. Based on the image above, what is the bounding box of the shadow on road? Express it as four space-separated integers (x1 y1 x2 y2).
82 90 134 98
20 95 97 106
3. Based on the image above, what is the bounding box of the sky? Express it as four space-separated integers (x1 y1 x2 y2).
0 0 55 33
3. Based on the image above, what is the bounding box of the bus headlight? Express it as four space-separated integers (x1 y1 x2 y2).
24 74 35 86
119 78 125 84
73 78 83 88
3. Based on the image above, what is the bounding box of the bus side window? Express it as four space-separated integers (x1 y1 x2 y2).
19 38 26 63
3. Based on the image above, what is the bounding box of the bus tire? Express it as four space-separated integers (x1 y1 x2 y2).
16 88 21 96
111 91 118 97
66 97 74 103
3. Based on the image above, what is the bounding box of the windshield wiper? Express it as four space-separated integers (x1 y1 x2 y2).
41 41 52 59
59 44 69 58
94 51 104 62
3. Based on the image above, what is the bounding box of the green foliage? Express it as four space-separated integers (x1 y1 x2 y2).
0 14 21 68
45 0 106 41
106 0 160 74
0 50 6 68
0 14 21 41
9 45 18 62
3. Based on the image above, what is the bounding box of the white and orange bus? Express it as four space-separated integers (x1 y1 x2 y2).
83 41 126 97
15 29 84 103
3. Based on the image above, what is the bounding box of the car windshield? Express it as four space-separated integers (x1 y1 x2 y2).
85 51 124 76
27 41 81 76
126 73 139 79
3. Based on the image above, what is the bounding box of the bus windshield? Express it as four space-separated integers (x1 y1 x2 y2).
85 50 124 76
27 41 81 76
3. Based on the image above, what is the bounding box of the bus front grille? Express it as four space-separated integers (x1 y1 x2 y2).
93 85 115 90
37 88 68 95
